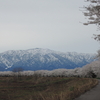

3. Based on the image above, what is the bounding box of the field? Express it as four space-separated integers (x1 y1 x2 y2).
0 76 98 100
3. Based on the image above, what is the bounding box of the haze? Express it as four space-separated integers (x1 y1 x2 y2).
0 0 99 53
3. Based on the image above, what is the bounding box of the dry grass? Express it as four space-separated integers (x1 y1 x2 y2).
0 76 98 100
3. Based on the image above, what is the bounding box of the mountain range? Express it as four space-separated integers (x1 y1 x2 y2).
0 48 95 71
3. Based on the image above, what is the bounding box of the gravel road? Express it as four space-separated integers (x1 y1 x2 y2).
74 80 100 100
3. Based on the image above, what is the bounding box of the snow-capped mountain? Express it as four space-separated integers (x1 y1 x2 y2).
0 48 95 71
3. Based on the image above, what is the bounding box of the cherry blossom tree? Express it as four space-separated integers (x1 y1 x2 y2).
82 0 100 40
82 0 100 58
82 1 100 26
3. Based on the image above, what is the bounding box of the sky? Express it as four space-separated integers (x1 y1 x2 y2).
0 0 100 53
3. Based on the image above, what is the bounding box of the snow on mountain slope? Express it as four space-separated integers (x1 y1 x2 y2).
0 48 95 71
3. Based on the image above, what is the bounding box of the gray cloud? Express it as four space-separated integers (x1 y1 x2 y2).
0 0 99 53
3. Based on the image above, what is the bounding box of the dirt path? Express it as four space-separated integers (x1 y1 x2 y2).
74 80 100 100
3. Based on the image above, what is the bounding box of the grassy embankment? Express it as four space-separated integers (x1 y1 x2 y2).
0 76 98 100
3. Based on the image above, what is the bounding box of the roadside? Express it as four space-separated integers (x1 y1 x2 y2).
74 80 100 100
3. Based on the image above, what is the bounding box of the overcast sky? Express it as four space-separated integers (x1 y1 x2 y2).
0 0 99 53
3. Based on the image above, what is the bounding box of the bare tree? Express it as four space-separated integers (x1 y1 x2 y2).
12 67 23 79
12 67 23 73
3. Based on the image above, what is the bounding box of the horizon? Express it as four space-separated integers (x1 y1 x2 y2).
0 47 97 54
